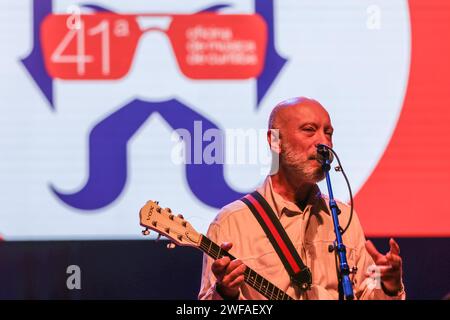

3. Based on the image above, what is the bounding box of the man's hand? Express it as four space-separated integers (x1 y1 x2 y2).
211 242 246 299
365 238 404 295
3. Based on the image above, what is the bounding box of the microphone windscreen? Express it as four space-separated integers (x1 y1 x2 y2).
316 144 334 164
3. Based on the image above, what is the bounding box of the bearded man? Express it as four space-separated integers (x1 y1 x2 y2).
198 97 405 300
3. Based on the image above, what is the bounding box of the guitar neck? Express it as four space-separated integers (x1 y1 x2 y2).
199 235 293 300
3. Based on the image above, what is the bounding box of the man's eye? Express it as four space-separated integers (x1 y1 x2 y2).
303 127 315 131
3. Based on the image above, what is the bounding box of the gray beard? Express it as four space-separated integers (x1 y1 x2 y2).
280 148 325 184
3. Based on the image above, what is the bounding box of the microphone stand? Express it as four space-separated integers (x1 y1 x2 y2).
318 145 355 300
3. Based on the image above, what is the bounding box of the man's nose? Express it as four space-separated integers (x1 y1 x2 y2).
315 131 333 148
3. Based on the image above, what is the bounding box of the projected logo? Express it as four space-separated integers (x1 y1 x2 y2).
18 0 431 238
22 0 286 210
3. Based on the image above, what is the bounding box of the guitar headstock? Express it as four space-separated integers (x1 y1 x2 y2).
139 200 202 248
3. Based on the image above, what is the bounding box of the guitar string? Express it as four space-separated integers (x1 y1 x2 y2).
199 239 292 300
199 242 288 300
148 213 292 300
199 241 280 300
147 222 291 300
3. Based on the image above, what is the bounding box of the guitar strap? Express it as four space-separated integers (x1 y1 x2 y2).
241 191 312 291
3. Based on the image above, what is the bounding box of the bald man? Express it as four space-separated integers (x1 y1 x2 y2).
198 97 405 300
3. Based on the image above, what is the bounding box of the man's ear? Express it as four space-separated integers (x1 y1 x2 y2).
267 129 281 154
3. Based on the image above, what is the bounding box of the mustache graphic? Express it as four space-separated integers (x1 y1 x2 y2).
50 99 247 210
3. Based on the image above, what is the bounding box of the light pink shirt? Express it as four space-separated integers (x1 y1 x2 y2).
198 176 405 300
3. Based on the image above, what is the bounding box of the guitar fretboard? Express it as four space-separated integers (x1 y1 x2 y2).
199 235 293 300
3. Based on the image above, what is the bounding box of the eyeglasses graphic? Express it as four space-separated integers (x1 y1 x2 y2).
41 12 267 80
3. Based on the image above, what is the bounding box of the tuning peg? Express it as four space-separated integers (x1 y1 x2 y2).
156 234 162 242
166 208 172 213
177 214 184 219
166 242 176 249
142 228 150 236
155 201 159 205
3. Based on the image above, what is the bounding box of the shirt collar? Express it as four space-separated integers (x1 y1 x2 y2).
257 176 325 218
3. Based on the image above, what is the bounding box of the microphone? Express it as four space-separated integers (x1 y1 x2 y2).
316 144 334 164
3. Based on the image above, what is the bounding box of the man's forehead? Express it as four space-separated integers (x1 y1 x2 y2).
276 99 331 124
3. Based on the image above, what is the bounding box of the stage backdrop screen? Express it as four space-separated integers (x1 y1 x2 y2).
1 0 449 240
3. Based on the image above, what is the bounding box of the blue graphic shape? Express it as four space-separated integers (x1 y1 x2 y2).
198 4 231 13
21 0 54 109
81 2 230 14
50 99 247 210
80 4 114 13
255 0 288 108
